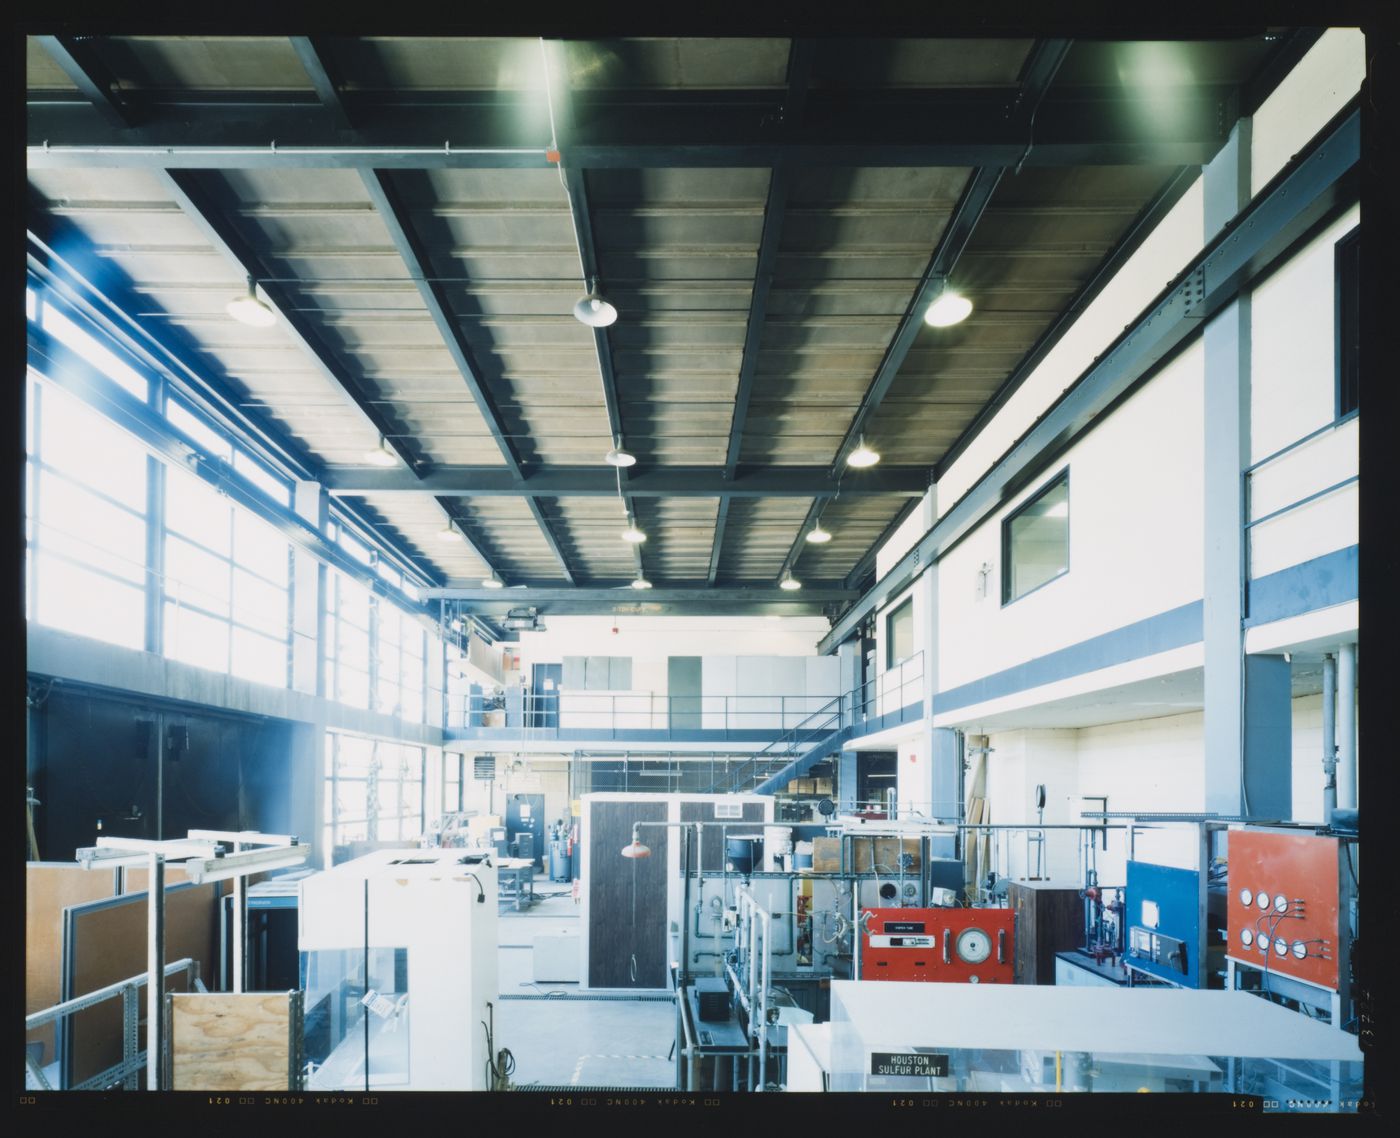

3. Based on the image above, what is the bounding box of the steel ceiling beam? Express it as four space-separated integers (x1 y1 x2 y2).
725 39 812 479
818 101 1361 655
843 499 922 591
543 40 636 582
778 499 825 582
829 38 1072 476
436 498 501 582
706 499 731 587
324 464 929 497
27 87 1234 170
32 36 131 127
420 586 858 618
293 36 576 586
288 36 351 127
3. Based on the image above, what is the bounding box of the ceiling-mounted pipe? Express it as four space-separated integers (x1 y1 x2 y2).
29 143 547 159
1336 644 1357 812
1321 653 1337 824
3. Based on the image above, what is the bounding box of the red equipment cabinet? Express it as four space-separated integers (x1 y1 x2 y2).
859 907 1015 983
1226 830 1353 992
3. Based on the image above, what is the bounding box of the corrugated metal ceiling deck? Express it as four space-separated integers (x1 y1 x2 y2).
26 31 1294 617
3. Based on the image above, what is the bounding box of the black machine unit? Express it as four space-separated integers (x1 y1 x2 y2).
694 977 731 1022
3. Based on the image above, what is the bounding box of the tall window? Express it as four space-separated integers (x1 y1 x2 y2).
163 465 292 683
324 568 372 709
25 371 149 650
886 597 914 668
1336 227 1360 417
1002 470 1070 605
323 732 425 857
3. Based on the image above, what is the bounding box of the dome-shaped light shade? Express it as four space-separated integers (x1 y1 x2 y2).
574 292 618 328
631 577 653 590
779 574 802 591
846 440 880 468
226 279 276 328
622 526 647 544
805 524 832 544
481 574 504 589
621 840 652 859
437 525 463 543
924 292 973 328
364 441 398 467
605 446 637 468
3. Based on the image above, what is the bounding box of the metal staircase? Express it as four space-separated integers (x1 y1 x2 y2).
711 695 853 795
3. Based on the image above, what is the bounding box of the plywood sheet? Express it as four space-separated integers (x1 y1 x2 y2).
26 863 119 1067
169 992 296 1090
62 883 218 1087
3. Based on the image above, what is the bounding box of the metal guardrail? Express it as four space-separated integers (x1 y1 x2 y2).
455 690 841 736
1242 413 1358 600
25 957 202 1091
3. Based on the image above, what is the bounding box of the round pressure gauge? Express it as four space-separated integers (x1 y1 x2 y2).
1239 888 1254 908
1275 937 1289 957
1258 934 1271 952
1274 894 1288 913
1240 928 1254 947
955 927 993 964
1292 941 1307 961
903 882 918 898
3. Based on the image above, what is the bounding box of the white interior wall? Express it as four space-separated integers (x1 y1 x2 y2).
876 490 934 577
514 616 830 670
1251 29 1366 194
1250 205 1361 461
937 179 1205 512
938 343 1205 692
982 729 1080 883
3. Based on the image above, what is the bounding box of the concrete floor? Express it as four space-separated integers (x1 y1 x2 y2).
493 883 678 1089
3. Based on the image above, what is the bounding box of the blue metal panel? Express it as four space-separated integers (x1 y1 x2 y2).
1124 861 1203 988
1244 545 1358 626
931 601 1202 714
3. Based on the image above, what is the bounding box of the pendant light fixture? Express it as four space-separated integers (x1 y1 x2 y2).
573 278 618 328
805 521 832 544
481 572 504 589
621 523 647 545
437 522 463 543
605 443 637 468
779 572 802 591
226 275 276 327
846 437 881 468
364 435 398 467
924 291 973 328
630 576 653 590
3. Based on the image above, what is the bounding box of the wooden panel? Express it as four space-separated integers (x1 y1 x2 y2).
63 883 219 1087
1008 881 1083 985
169 992 295 1090
26 863 118 1067
679 800 766 872
587 800 667 988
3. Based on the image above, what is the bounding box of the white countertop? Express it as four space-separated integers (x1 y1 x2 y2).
829 982 1362 1061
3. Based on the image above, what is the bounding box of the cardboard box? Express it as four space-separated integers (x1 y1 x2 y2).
850 836 922 873
812 837 843 874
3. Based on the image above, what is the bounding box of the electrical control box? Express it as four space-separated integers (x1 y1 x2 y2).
859 907 1014 984
1124 860 1209 988
1226 830 1354 993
